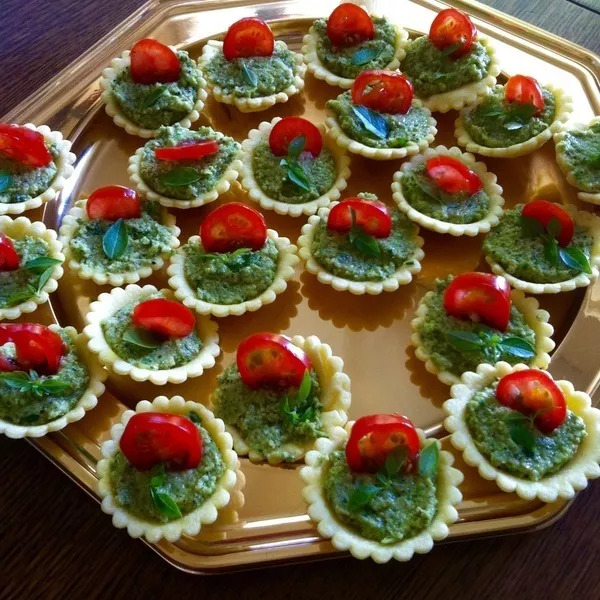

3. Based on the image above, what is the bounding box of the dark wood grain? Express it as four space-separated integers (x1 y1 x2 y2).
1 2 600 599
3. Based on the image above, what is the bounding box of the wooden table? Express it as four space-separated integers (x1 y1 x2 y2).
1 1 599 598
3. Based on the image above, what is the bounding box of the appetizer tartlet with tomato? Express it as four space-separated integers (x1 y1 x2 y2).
200 17 306 113
301 414 463 562
59 185 180 287
99 38 207 138
128 124 242 209
455 75 572 157
326 70 438 160
400 8 500 113
0 216 64 320
0 323 106 439
482 200 600 294
97 396 240 542
0 123 75 215
444 363 600 502
411 272 554 386
211 333 351 464
84 285 220 385
391 145 504 236
298 193 424 295
240 116 350 217
301 3 408 89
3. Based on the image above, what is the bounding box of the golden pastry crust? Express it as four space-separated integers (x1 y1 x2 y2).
444 362 600 502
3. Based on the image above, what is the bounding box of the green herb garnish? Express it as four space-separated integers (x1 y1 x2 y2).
280 158 311 192
241 63 258 87
351 46 383 66
102 218 129 259
123 327 164 349
447 329 536 362
504 412 537 455
441 38 465 56
0 172 13 193
351 104 388 140
418 442 440 479
150 466 183 520
142 86 167 108
281 369 315 425
347 208 381 257
160 166 201 187
0 370 72 398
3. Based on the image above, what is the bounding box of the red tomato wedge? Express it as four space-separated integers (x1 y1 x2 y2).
0 124 52 168
351 70 414 115
327 197 392 238
346 414 420 473
425 156 483 196
444 272 511 331
496 369 567 433
236 332 312 389
505 75 544 115
326 3 374 48
521 200 574 247
130 39 181 85
0 233 20 271
429 8 476 58
223 17 275 61
269 117 322 157
154 140 219 161
86 185 142 221
120 412 203 471
200 202 267 254
133 298 195 338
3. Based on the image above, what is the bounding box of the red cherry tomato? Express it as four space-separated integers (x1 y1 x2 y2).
0 124 52 168
86 185 142 221
236 332 312 389
505 75 544 115
200 202 267 254
496 369 567 433
222 17 275 61
119 412 203 471
326 3 374 48
130 39 181 85
521 200 574 247
425 156 483 196
327 197 392 238
429 8 476 58
133 298 195 339
268 117 322 157
346 414 420 473
154 140 219 161
351 70 414 115
443 272 511 331
0 233 20 271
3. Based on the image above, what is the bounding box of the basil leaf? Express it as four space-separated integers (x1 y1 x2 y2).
347 484 380 512
36 267 55 294
0 172 13 193
160 166 201 187
351 46 383 66
38 378 72 395
142 86 167 108
479 105 503 119
241 63 258 87
544 238 559 267
384 446 407 477
288 134 306 159
0 371 30 388
123 327 163 349
506 413 536 455
418 442 440 479
504 121 524 131
441 39 465 56
24 256 62 274
102 218 129 259
546 216 562 240
188 410 201 424
348 226 381 257
150 488 183 520
520 215 544 238
447 330 484 352
296 369 312 404
498 337 536 359
351 105 388 140
280 158 311 192
559 246 592 274
6 286 36 306
510 103 538 122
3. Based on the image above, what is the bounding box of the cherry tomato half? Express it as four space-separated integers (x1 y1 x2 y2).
268 117 323 157
130 39 181 85
505 75 544 115
119 412 203 471
236 332 312 389
521 200 573 247
351 70 414 115
326 3 374 48
0 233 20 271
346 414 420 473
223 17 275 61
425 156 483 196
86 185 142 221
443 272 511 331
429 8 476 59
133 298 195 339
327 197 392 238
0 124 52 168
496 369 566 433
154 140 219 162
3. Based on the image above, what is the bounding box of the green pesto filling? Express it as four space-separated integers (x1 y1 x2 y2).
556 122 600 193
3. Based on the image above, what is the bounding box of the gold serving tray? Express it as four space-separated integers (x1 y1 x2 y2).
4 0 600 574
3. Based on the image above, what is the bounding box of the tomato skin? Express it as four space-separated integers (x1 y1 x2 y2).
223 17 275 61
0 124 52 168
351 70 414 115
154 140 219 161
119 412 203 471
496 369 567 433
327 197 392 238
326 3 374 47
345 414 420 473
269 117 322 157
133 298 195 338
425 156 483 195
429 8 476 58
130 39 181 84
236 332 312 389
521 200 574 247
86 185 142 221
0 233 20 271
443 272 511 331
505 75 544 115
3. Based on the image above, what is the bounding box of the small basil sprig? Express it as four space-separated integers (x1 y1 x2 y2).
281 370 315 425
479 102 538 131
441 37 466 57
0 172 12 193
123 327 164 349
0 370 72 398
103 218 129 259
142 86 167 108
351 105 388 140
447 329 536 362
5 256 63 306
160 166 201 187
280 134 311 192
241 63 258 86
504 412 538 455
347 208 380 257
150 466 183 520
351 46 383 66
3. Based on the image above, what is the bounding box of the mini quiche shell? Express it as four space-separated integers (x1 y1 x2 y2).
391 145 504 236
300 424 463 563
444 362 600 502
59 198 180 287
297 202 424 295
455 84 573 158
97 396 241 543
240 118 351 217
0 325 107 439
199 40 306 113
0 216 65 320
99 48 208 138
84 284 220 385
